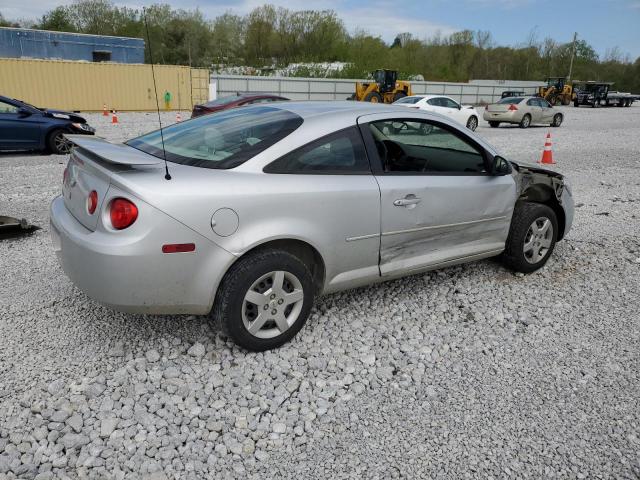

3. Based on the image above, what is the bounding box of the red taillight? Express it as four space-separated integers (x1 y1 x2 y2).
87 190 98 215
162 243 196 254
110 198 138 230
508 104 518 111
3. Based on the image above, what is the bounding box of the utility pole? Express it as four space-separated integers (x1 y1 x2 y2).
568 32 577 81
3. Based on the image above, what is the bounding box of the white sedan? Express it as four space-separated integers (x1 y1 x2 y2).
393 95 480 131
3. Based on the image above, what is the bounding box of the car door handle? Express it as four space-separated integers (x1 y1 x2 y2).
394 197 422 207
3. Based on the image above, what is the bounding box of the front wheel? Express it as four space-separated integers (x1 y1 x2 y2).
393 91 407 102
519 114 531 128
213 249 315 351
46 129 73 155
364 92 383 103
466 115 478 131
501 202 558 273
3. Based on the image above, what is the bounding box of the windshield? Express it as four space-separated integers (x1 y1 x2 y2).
394 96 422 104
127 106 303 169
497 97 523 104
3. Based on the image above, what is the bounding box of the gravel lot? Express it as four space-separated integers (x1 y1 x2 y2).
1 105 639 479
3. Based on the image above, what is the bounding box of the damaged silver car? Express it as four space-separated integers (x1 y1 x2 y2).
50 102 574 351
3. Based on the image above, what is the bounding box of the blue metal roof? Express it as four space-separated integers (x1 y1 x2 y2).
0 27 145 63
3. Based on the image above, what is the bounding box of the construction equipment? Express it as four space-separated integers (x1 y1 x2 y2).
352 69 412 104
572 81 637 107
538 77 575 106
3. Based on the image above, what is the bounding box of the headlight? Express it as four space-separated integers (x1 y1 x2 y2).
71 122 94 132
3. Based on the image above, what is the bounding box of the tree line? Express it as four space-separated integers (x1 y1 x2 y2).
2 1 639 92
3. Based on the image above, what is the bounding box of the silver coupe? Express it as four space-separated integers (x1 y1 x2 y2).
50 102 574 351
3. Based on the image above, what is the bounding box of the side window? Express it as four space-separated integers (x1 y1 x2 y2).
442 98 459 109
247 98 271 105
427 98 441 106
265 127 370 174
0 101 19 114
539 98 551 108
526 98 537 106
368 120 487 174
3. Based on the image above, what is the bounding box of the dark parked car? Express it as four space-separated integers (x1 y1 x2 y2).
0 95 95 154
191 93 289 118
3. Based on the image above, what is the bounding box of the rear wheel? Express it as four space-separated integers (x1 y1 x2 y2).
489 121 500 128
364 92 383 103
519 114 531 128
46 129 72 155
466 115 478 131
573 100 579 107
501 202 558 273
551 113 563 127
393 91 407 102
213 249 315 351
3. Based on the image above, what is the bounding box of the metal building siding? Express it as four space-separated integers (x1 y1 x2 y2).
0 27 144 63
212 74 543 104
0 58 208 111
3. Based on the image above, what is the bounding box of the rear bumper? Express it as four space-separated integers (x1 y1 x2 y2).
483 111 520 123
50 195 236 315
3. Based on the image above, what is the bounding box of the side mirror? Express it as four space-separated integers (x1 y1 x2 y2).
491 155 511 175
17 108 32 117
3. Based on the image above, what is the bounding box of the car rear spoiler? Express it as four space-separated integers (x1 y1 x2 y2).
65 135 164 166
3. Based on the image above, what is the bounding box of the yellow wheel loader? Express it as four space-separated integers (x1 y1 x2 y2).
538 77 575 106
351 69 412 104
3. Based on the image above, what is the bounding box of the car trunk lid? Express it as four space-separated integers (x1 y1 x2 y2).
62 135 163 231
486 104 513 112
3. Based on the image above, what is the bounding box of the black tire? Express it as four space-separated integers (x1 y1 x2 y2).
519 114 531 128
46 129 72 155
466 115 478 131
213 249 315 351
364 92 383 103
393 91 407 102
573 100 579 108
501 202 558 273
489 121 500 128
551 113 563 127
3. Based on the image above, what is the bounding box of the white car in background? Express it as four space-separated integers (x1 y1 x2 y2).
393 95 480 131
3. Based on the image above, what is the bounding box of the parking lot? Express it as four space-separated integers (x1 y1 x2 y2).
1 105 639 479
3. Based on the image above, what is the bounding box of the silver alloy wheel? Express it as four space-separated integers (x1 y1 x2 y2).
522 115 531 128
467 116 478 131
523 217 553 264
54 132 72 154
241 270 304 339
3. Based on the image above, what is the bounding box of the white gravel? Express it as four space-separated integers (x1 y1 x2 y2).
1 106 639 479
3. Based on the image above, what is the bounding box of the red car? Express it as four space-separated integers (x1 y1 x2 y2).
191 93 289 118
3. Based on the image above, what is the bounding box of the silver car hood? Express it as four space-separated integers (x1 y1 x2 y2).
66 135 164 166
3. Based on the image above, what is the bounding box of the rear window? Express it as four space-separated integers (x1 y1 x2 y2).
394 96 422 104
127 106 303 169
497 97 524 104
204 95 245 107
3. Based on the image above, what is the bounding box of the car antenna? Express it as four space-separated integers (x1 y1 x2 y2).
143 8 171 180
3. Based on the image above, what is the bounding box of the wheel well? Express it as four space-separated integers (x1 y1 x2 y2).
518 185 566 240
239 239 326 293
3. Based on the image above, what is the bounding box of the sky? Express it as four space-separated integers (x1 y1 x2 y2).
2 0 640 59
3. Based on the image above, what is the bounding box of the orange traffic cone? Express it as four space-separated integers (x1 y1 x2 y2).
111 110 118 124
102 103 108 116
539 132 555 164
176 111 182 122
